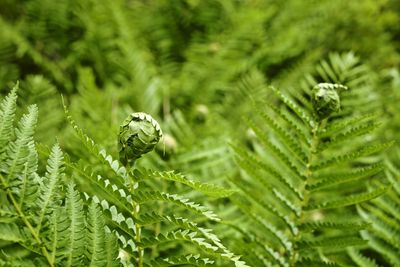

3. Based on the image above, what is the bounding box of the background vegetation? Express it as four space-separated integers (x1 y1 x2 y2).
0 0 399 266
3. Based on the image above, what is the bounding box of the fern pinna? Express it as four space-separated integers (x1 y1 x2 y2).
230 81 390 266
63 103 246 266
347 155 400 267
0 84 119 266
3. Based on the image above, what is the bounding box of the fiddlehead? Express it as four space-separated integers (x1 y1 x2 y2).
119 112 163 168
312 83 347 120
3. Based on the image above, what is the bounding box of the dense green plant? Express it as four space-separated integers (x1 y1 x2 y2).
1 1 400 266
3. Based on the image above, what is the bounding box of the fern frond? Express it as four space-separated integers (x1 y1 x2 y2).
3 104 38 181
320 121 381 150
322 112 377 136
68 160 132 213
246 117 305 181
140 229 248 266
63 104 128 184
299 221 370 233
134 169 236 198
257 105 308 162
0 85 18 154
59 183 86 266
230 183 298 235
311 142 393 171
132 191 220 221
232 144 303 200
272 87 315 127
296 258 341 267
148 254 214 267
231 62 388 265
0 222 24 242
347 248 380 267
85 201 108 266
92 197 136 241
297 235 367 250
307 163 384 191
305 186 388 210
36 144 64 232
360 231 400 266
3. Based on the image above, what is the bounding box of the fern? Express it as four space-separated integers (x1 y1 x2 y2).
229 78 390 265
351 157 400 266
0 86 120 266
64 105 245 266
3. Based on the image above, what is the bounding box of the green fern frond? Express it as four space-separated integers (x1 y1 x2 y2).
0 222 24 242
134 169 236 198
140 229 249 267
148 254 214 267
305 186 388 210
307 163 384 191
3 104 38 181
355 160 400 266
296 258 341 267
319 121 381 151
0 85 18 153
132 191 220 221
59 183 86 266
272 86 315 127
347 248 380 267
299 221 370 233
246 117 305 181
257 105 308 162
297 235 367 250
311 142 393 171
86 201 111 266
231 70 389 265
35 144 64 232
69 161 132 213
63 104 128 185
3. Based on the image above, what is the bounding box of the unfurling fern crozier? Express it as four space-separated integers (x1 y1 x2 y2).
312 83 347 120
119 112 162 167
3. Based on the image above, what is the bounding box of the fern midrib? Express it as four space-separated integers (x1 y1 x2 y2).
128 168 144 267
290 119 325 265
66 188 80 267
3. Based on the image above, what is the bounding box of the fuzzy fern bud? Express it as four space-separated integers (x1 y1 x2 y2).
119 112 162 167
312 83 347 120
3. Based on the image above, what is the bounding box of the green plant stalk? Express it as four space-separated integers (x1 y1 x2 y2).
127 161 143 267
151 181 167 258
0 174 55 267
290 119 326 265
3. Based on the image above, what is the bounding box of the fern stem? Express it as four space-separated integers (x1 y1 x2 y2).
0 174 55 267
136 222 143 267
127 162 144 267
291 119 326 265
